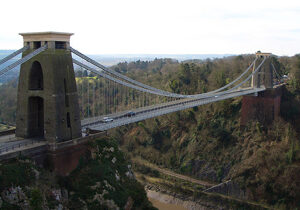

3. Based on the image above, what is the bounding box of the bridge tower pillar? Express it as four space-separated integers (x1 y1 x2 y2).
251 52 273 89
242 51 280 126
16 32 82 143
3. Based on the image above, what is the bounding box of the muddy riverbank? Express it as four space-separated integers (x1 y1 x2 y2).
145 184 268 210
146 187 216 210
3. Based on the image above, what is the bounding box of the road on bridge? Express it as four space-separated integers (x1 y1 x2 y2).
82 87 265 131
0 135 46 155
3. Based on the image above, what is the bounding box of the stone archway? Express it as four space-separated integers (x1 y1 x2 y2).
29 61 43 90
28 96 44 138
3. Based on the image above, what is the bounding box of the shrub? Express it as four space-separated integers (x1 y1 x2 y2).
30 188 43 210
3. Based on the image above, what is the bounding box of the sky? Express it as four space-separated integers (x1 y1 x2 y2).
1 0 300 56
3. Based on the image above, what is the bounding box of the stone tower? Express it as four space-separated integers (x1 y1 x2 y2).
251 52 273 89
242 51 280 126
16 32 81 142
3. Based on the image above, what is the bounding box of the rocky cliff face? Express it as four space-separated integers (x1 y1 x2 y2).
0 137 156 210
112 86 300 209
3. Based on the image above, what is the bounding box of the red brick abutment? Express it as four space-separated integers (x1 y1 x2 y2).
241 86 283 126
0 131 106 176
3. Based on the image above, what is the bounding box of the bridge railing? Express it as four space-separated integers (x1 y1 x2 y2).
0 139 43 154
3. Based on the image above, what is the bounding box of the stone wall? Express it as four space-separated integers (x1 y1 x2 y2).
0 129 16 137
46 131 106 176
47 143 88 176
0 131 106 176
16 48 81 142
241 86 282 126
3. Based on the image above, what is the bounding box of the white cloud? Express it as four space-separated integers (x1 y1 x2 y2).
1 0 299 55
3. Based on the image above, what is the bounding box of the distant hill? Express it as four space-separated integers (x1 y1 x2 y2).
0 50 18 59
87 54 234 66
0 49 234 83
0 50 21 83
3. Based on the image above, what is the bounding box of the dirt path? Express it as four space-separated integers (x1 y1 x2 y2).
132 157 216 188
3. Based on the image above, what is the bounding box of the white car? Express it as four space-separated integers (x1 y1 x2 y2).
101 117 113 123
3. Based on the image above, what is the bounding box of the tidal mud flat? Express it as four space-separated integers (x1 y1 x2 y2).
146 188 217 210
145 184 268 210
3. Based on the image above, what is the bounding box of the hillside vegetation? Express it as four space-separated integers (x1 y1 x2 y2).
0 137 156 209
108 55 300 208
0 54 299 208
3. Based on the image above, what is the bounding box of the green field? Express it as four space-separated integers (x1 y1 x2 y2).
0 123 15 132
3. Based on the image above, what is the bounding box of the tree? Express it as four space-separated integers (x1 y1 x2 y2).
291 55 300 91
88 72 95 77
179 63 191 85
169 79 181 93
75 70 83 77
215 70 226 88
30 188 43 210
83 70 88 77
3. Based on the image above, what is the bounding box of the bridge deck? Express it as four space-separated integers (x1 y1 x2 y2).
82 87 265 131
0 134 46 155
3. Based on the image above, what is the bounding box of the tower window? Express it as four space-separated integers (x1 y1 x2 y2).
55 41 66 49
33 41 41 49
29 61 43 90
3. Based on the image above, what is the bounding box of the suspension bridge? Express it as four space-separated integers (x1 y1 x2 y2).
0 32 283 172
